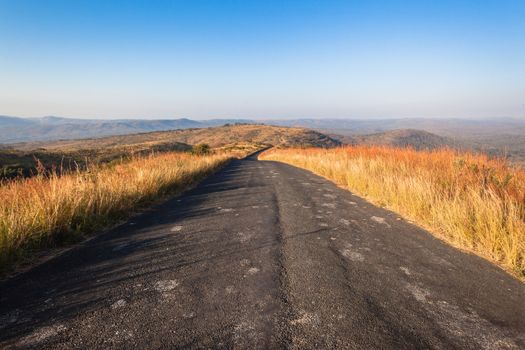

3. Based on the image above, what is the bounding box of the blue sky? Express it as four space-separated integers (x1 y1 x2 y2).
1 0 524 119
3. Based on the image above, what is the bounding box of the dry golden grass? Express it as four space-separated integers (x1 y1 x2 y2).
0 151 239 272
261 146 525 279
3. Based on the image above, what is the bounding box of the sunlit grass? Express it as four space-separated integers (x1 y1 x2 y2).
261 146 525 279
0 151 238 272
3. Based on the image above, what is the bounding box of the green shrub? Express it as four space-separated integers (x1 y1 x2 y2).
192 143 211 155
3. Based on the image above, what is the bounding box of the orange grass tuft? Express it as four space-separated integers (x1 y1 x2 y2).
0 151 236 271
261 146 525 279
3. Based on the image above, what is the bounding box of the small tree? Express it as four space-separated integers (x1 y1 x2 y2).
192 143 211 155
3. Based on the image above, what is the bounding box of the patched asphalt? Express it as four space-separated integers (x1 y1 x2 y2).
1 154 524 349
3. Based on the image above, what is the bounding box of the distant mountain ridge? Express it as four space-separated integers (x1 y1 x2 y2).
2 115 525 144
0 116 206 143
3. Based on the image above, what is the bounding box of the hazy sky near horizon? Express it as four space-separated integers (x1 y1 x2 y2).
1 0 524 120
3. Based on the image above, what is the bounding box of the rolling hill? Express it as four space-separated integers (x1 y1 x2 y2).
0 124 339 178
267 117 525 138
9 124 339 151
328 129 459 150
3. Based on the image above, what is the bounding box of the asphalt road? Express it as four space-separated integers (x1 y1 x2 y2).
1 154 524 349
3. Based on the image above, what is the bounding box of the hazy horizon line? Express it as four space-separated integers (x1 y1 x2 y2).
2 114 524 122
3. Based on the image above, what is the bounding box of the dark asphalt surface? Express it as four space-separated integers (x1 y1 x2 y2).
1 154 524 349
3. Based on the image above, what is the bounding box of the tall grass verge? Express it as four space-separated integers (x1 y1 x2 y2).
261 147 525 280
0 151 236 273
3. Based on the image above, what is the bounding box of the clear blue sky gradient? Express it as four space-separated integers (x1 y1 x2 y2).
1 0 524 119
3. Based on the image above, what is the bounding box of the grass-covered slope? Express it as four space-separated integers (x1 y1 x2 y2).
0 151 240 274
261 146 525 280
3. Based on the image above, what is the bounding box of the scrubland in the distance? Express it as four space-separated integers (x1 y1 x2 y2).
0 149 247 274
261 146 525 280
